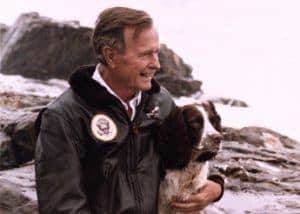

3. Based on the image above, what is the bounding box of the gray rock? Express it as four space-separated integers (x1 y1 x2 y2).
0 92 53 111
0 23 9 50
213 126 300 196
155 74 202 97
0 163 38 214
155 44 202 96
0 92 50 170
209 97 248 107
0 12 96 80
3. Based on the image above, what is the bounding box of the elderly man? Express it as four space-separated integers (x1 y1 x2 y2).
35 7 224 213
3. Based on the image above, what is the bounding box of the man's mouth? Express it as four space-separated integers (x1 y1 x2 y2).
140 72 154 78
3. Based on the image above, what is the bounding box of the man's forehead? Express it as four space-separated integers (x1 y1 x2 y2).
123 25 159 45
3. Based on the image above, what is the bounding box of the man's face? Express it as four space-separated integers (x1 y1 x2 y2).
112 25 160 95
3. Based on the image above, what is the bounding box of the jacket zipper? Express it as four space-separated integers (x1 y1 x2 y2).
130 121 145 214
119 102 144 214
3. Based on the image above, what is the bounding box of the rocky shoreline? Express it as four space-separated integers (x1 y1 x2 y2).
0 12 299 213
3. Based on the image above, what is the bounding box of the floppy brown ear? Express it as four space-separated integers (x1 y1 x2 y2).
181 105 204 146
156 106 193 170
206 101 222 132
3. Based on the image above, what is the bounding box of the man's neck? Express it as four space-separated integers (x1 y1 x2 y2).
99 66 136 102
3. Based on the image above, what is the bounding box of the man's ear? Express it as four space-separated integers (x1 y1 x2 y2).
102 46 117 68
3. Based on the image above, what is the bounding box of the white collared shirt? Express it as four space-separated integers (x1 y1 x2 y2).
92 64 142 121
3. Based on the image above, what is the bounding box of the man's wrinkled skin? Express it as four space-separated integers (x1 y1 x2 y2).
171 180 222 213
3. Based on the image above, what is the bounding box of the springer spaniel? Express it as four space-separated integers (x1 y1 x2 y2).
157 102 222 214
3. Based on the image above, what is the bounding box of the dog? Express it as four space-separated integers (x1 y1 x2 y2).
157 102 222 214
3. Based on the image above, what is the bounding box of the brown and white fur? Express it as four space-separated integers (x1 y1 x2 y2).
156 102 222 214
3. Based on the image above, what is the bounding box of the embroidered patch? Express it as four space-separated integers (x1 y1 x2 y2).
91 114 117 142
146 106 160 119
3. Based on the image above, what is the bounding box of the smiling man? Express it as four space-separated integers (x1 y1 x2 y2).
35 7 224 214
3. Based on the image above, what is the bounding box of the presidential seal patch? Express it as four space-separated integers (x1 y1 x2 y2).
91 114 117 142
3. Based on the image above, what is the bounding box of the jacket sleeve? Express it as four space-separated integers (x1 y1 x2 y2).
208 174 225 202
35 109 91 214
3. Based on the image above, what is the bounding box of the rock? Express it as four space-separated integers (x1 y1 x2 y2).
0 131 16 169
155 75 202 97
0 12 96 80
211 125 300 196
0 13 202 97
209 132 300 213
155 44 202 96
0 73 68 98
0 163 38 214
0 108 38 170
0 92 47 170
0 92 53 111
2 112 39 168
209 97 248 107
0 23 9 49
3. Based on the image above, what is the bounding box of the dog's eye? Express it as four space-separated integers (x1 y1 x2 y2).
189 118 203 129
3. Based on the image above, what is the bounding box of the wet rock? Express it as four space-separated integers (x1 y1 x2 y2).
3 112 39 168
0 73 68 98
0 108 39 170
0 92 45 170
211 125 300 197
0 92 53 111
0 131 16 169
211 191 300 214
0 163 38 214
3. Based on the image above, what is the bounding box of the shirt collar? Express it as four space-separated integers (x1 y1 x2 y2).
92 63 142 111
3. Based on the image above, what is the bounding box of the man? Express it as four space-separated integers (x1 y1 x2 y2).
35 7 224 213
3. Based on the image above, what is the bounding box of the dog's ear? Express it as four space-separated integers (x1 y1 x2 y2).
156 106 193 170
207 102 222 132
182 105 204 146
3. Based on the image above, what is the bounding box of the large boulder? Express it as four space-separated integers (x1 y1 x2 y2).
0 13 202 97
0 12 96 80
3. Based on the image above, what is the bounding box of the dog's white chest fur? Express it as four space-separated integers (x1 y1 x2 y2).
158 161 209 214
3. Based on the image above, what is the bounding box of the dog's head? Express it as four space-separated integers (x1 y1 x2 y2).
156 102 222 170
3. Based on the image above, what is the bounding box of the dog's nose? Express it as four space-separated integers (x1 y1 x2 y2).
210 134 223 144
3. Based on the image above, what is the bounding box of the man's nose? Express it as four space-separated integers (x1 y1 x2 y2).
149 53 160 70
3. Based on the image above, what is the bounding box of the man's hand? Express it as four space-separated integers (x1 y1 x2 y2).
170 180 222 213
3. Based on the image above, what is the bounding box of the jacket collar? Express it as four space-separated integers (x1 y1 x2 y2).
68 65 161 108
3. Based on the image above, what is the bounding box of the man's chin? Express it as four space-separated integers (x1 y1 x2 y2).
138 83 152 91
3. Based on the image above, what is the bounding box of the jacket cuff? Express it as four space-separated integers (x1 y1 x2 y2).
208 174 225 202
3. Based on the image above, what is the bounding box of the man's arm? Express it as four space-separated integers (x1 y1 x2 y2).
35 109 91 214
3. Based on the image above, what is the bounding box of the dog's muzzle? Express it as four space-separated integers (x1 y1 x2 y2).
193 134 223 162
195 151 218 162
